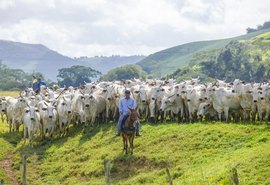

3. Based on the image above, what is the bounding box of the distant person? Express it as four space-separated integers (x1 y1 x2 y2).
116 89 141 137
33 77 46 94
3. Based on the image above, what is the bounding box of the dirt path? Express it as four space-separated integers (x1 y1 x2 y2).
0 155 19 185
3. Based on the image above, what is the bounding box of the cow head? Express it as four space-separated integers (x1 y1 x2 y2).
25 105 39 121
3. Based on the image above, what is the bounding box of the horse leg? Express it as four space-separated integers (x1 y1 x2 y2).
130 134 135 155
125 135 128 154
122 134 125 150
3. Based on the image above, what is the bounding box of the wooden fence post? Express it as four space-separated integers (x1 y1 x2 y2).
230 167 239 185
104 160 111 185
166 167 173 185
22 155 27 185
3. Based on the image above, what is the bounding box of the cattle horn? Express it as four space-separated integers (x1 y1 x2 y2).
19 91 24 98
167 93 176 99
80 89 85 95
55 89 66 99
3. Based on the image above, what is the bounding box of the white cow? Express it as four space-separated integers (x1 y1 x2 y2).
23 105 41 146
57 96 72 135
0 97 10 122
38 101 57 140
252 87 267 121
198 102 218 121
184 85 202 122
206 86 241 122
6 96 27 132
232 79 255 121
87 94 106 126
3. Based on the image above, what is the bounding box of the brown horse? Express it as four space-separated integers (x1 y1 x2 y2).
121 109 140 155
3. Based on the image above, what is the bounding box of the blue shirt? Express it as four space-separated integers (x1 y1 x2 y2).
119 97 137 114
33 81 46 93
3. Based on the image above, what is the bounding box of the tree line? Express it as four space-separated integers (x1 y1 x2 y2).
246 20 270 33
0 62 147 90
0 62 102 90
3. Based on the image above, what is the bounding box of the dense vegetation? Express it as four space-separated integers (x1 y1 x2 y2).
168 32 270 82
0 62 45 90
57 65 101 87
138 28 270 79
0 64 101 90
246 20 270 33
101 64 146 81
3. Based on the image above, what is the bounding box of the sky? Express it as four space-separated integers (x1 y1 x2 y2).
0 0 270 58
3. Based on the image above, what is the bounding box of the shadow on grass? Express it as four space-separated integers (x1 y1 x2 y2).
110 154 170 181
78 123 116 146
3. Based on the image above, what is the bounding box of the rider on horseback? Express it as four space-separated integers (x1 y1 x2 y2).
116 88 142 137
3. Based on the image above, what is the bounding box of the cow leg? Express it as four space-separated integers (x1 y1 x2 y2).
24 126 27 144
9 120 12 133
218 112 222 121
224 107 229 122
1 113 4 123
28 129 32 147
106 107 110 123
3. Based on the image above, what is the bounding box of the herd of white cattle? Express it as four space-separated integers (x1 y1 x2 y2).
0 78 270 144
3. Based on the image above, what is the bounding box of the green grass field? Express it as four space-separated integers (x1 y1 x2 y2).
0 91 19 97
1 119 270 185
1 91 270 184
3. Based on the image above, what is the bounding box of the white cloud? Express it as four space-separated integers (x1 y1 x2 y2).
0 0 15 10
0 0 269 57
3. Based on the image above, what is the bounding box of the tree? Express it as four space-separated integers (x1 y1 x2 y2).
246 27 257 33
0 62 46 90
254 64 266 82
101 65 146 81
57 65 101 87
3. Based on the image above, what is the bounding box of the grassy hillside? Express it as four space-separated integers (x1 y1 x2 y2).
168 30 270 82
1 119 270 184
137 28 270 78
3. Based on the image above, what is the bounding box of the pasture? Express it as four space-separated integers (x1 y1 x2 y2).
1 118 270 184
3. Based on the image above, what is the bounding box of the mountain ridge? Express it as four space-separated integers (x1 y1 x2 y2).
0 40 144 80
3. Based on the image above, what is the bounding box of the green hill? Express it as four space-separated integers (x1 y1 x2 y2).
137 28 270 78
1 120 270 184
168 30 270 82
